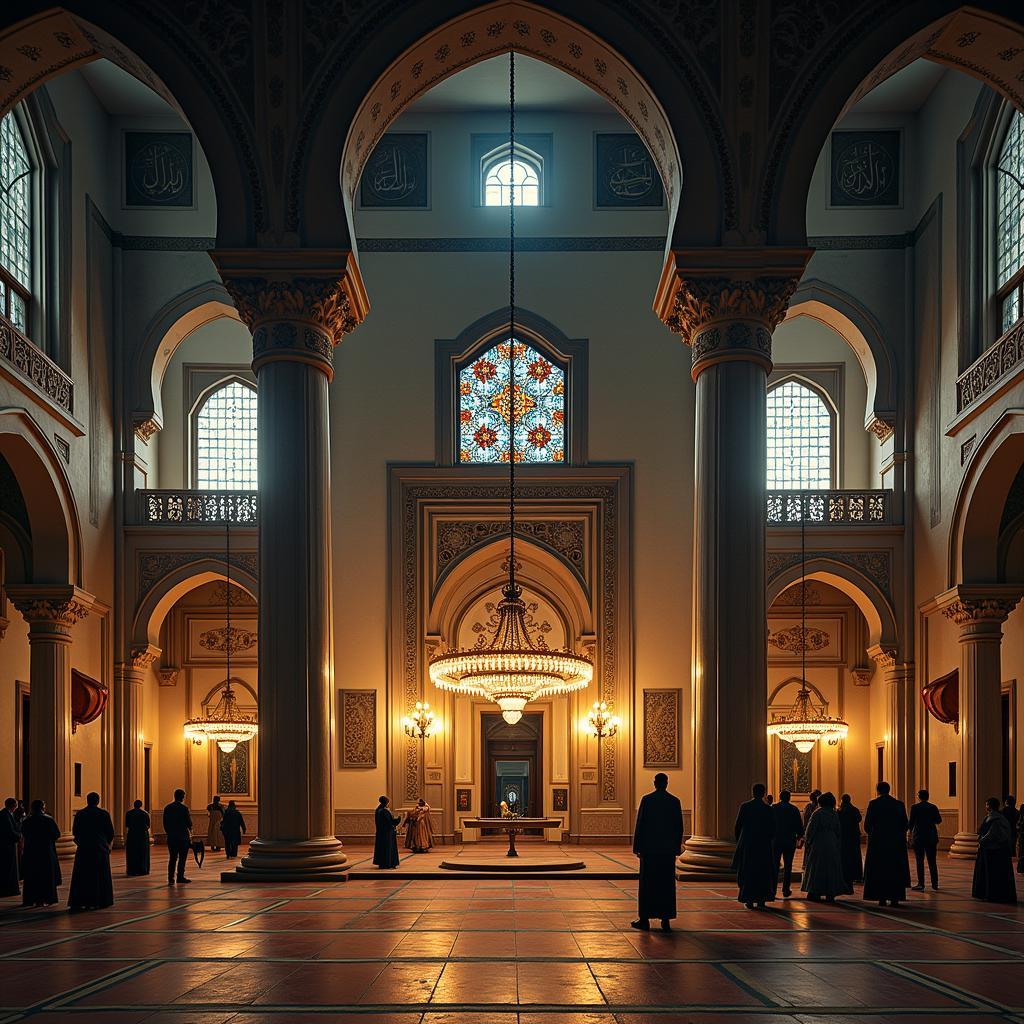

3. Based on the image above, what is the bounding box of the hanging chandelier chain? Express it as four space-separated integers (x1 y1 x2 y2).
508 48 517 593
801 490 806 691
225 514 232 694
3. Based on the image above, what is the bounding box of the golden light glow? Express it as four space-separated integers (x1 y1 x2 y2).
183 681 258 754
585 700 620 739
766 685 848 754
403 700 439 739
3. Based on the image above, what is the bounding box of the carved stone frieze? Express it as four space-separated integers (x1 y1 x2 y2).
157 668 180 687
768 625 830 654
435 518 586 580
867 643 897 670
867 416 895 443
767 549 892 598
0 319 74 413
134 417 160 444
339 689 377 768
643 688 681 768
772 582 823 607
850 666 873 687
128 643 160 671
198 625 258 655
137 551 258 604
941 596 1020 627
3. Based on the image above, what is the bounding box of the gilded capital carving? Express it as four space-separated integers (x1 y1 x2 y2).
866 643 897 670
157 667 179 687
867 416 895 443
134 417 160 444
7 585 95 634
941 597 1019 626
128 644 161 671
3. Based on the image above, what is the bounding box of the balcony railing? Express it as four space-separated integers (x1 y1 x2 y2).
139 490 258 524
767 489 892 525
956 318 1024 414
0 319 73 414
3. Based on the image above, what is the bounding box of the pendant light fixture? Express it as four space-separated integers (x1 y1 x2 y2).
428 51 593 725
766 494 848 753
184 515 259 753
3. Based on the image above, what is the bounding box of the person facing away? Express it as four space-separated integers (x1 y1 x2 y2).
162 789 193 884
631 772 684 932
771 790 804 898
124 800 151 877
733 783 777 910
1002 795 1020 832
801 792 847 902
0 798 20 898
220 800 246 858
20 800 61 907
373 796 401 869
973 796 1018 904
206 796 224 852
405 798 434 854
1018 808 1024 875
862 781 910 907
803 790 822 830
68 792 114 911
837 794 863 889
908 789 942 892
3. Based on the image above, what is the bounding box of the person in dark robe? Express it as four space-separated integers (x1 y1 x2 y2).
973 797 1018 904
838 794 863 888
801 792 847 901
220 801 246 858
1018 810 1024 875
162 789 193 884
13 801 26 880
1002 795 1020 833
771 790 804 898
908 789 942 891
20 800 61 907
803 790 822 830
124 800 151 876
0 798 20 898
373 796 401 869
733 783 776 909
862 781 910 907
631 772 684 931
68 792 114 911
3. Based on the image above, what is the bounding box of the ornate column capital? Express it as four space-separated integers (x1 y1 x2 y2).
653 247 812 380
211 249 370 380
127 643 161 672
7 585 95 638
866 643 898 670
938 585 1023 629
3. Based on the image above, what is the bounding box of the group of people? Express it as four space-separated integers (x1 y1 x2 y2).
373 796 435 868
0 789 248 910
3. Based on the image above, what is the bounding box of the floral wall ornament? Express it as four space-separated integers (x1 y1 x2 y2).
768 625 830 654
198 625 257 655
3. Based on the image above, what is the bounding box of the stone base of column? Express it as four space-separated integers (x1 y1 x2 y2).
56 835 76 861
220 836 349 883
949 831 979 859
676 835 737 880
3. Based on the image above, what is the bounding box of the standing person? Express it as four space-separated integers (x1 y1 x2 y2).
803 790 822 830
837 794 863 889
771 790 804 898
124 801 151 877
206 796 224 852
862 781 910 907
162 789 193 885
733 783 776 910
406 798 434 854
765 794 774 806
973 796 1017 904
631 773 684 932
373 796 401 869
908 789 942 892
0 798 20 898
1018 811 1024 875
1002 796 1020 832
220 801 246 858
801 792 847 902
20 800 61 907
68 793 114 911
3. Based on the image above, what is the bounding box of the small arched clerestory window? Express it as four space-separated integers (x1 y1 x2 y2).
0 110 32 335
767 378 836 489
996 109 1024 334
191 378 258 489
481 142 543 206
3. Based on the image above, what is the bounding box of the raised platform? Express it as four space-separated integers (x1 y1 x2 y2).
440 854 585 872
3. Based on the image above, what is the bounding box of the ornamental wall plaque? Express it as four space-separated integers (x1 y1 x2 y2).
768 625 830 654
340 689 377 768
359 132 429 208
124 131 194 209
829 130 900 208
198 625 257 655
594 133 664 208
643 688 681 768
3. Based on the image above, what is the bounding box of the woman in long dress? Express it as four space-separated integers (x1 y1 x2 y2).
973 797 1017 904
406 799 434 853
20 801 61 907
206 796 224 852
373 796 401 869
124 800 151 876
838 793 863 889
801 792 848 902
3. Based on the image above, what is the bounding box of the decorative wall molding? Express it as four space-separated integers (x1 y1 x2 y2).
955 317 1024 415
768 626 830 654
333 809 377 838
339 689 377 768
767 549 893 599
137 551 258 604
643 688 681 768
436 518 586 581
198 625 257 654
0 319 74 415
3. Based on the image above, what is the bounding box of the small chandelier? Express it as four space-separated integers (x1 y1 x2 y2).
586 700 620 739
428 52 593 726
403 701 437 740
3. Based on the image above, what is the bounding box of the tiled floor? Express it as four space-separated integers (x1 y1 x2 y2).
0 845 1022 1022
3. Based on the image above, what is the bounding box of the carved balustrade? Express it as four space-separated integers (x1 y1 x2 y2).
0 318 74 415
766 489 892 525
139 489 258 524
956 318 1024 414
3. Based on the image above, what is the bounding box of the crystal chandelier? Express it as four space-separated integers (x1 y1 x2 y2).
766 494 847 754
183 517 258 753
428 52 593 726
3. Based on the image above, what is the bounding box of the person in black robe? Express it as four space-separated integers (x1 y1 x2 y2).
838 794 863 889
862 781 910 907
124 801 151 876
162 789 193 884
373 796 401 869
0 798 21 898
220 801 246 858
20 800 61 907
1002 796 1020 833
973 797 1018 904
13 801 26 880
908 789 942 891
1018 810 1024 875
733 783 776 909
68 793 114 911
631 772 684 931
771 790 804 898
803 790 821 830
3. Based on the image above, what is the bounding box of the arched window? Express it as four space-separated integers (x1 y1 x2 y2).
482 143 542 206
996 110 1024 334
0 111 32 333
767 379 834 489
458 338 565 463
192 379 258 489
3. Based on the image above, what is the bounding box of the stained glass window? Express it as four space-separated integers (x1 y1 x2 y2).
482 145 542 206
458 339 565 463
997 110 1024 333
0 111 31 333
767 380 832 489
194 380 258 489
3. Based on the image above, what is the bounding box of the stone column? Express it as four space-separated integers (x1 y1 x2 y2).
214 249 368 881
7 585 95 857
868 645 915 802
111 644 159 845
655 248 810 877
939 586 1021 858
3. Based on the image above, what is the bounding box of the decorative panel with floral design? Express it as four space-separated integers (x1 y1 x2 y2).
458 339 565 464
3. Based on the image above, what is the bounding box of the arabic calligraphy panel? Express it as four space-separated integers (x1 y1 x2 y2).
123 131 194 209
829 130 901 208
359 132 430 209
594 133 664 209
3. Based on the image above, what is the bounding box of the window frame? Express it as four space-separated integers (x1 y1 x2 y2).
471 133 553 209
993 106 1024 336
188 372 258 490
766 373 839 490
480 141 544 207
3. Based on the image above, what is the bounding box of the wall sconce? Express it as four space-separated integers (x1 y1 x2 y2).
403 701 438 741
585 700 620 740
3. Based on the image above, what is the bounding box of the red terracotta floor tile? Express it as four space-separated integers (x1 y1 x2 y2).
0 959 137 1007
517 961 606 1005
358 960 445 1004
431 960 517 1003
254 961 386 1004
